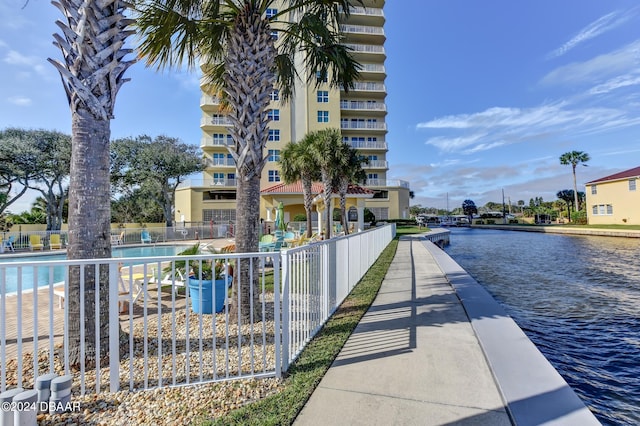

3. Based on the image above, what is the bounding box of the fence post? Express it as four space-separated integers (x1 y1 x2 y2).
108 262 120 392
280 251 289 373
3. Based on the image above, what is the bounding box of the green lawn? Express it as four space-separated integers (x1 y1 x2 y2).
560 224 640 230
204 237 402 426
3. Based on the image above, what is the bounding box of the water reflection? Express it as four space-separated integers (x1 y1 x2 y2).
444 228 640 426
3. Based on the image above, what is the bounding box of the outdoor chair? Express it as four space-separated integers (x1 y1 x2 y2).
2 236 15 252
141 230 153 244
29 234 44 251
49 234 62 250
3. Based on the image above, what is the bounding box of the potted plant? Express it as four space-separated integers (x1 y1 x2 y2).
171 244 229 314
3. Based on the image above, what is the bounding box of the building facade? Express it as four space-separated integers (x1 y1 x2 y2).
585 166 640 225
175 1 410 228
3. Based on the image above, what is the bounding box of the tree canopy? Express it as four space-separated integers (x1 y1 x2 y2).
560 150 590 212
111 135 204 226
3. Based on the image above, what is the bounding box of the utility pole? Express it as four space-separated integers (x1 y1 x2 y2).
502 189 506 224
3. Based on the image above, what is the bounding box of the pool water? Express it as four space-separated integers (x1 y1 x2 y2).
0 245 190 294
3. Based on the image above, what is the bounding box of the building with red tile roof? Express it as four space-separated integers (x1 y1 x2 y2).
585 166 640 225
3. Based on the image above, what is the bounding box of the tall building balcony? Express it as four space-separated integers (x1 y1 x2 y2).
348 140 387 150
365 179 410 189
340 24 385 43
344 82 386 97
201 136 234 148
340 6 385 26
341 121 387 131
345 43 385 61
340 100 387 115
177 178 238 189
201 115 232 129
200 95 221 112
206 158 236 168
359 63 386 80
363 160 388 169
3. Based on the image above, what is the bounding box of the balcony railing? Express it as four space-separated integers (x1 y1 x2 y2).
341 121 387 130
347 82 386 92
340 24 384 36
201 137 234 147
200 95 221 106
363 160 388 169
200 116 232 126
342 6 385 18
177 178 237 189
361 63 386 73
348 140 387 150
207 158 236 167
340 100 386 111
345 43 385 54
365 179 410 189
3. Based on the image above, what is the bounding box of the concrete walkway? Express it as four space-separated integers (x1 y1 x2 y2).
294 236 512 426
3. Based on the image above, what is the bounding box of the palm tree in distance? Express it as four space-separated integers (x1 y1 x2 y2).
335 145 367 234
560 151 590 216
279 136 320 238
48 1 135 366
134 0 363 322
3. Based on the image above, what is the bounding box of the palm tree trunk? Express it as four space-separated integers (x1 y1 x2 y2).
230 176 262 322
572 165 579 213
67 109 112 367
301 175 314 238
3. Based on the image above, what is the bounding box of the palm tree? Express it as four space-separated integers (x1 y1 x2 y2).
560 151 590 215
135 0 362 322
48 1 135 366
308 128 344 238
335 145 367 234
279 136 320 238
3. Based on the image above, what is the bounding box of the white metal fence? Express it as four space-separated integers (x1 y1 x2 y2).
0 224 395 397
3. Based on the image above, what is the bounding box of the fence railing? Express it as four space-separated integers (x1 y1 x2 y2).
1 224 395 398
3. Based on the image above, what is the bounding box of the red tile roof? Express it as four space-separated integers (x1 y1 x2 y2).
261 181 374 195
586 166 640 184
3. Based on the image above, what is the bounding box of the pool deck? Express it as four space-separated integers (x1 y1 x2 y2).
1 238 235 361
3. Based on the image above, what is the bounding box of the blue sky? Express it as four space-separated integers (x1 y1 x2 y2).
2 0 640 214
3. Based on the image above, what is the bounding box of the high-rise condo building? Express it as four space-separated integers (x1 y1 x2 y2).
175 0 410 228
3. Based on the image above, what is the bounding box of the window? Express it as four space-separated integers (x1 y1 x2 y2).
606 204 613 215
592 205 598 215
268 129 280 141
630 179 637 191
367 137 377 142
317 90 329 102
593 204 613 215
268 170 281 182
367 155 378 161
317 111 329 122
267 149 280 162
316 71 328 83
591 185 597 195
212 133 228 145
270 90 279 101
265 8 277 18
367 207 389 221
213 172 225 184
270 30 278 40
203 209 236 223
267 109 280 121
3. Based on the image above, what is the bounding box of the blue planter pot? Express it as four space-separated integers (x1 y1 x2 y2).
188 278 227 314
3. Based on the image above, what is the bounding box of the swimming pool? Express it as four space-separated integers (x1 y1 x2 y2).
0 245 191 294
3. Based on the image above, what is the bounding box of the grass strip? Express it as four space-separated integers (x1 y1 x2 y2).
205 237 400 426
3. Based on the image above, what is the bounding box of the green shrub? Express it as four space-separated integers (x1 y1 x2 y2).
293 214 307 222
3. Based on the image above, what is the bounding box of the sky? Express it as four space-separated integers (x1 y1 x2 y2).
1 0 640 213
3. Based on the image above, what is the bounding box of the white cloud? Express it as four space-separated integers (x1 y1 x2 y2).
7 95 32 106
589 74 640 95
547 10 635 59
541 40 640 87
0 39 7 49
4 49 38 66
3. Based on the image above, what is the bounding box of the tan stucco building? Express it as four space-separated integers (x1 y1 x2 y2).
585 166 640 225
175 1 410 228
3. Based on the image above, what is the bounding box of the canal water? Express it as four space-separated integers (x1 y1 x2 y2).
443 227 640 426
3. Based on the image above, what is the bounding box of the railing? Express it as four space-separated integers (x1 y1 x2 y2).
341 121 387 130
345 43 385 54
365 179 411 189
177 178 238 189
200 116 232 126
363 160 388 169
348 82 386 92
206 158 236 167
340 100 386 111
201 136 234 147
348 140 387 150
339 24 384 36
361 63 385 73
1 224 396 399
342 6 384 18
200 95 221 106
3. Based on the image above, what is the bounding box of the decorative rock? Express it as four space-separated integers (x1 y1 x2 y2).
12 390 38 426
0 388 24 426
